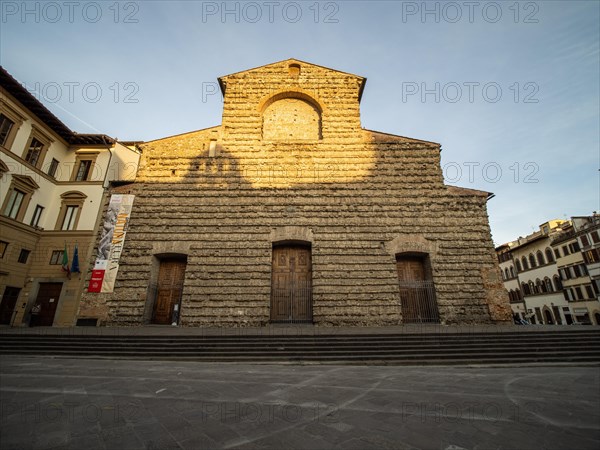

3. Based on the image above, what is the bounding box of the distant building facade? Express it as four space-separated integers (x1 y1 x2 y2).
552 216 600 324
496 216 600 325
497 242 525 319
0 67 140 327
80 59 511 327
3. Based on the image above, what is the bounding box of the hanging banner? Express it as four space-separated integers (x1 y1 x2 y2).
87 194 135 293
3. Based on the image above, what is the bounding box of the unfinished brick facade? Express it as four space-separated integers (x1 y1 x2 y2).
79 59 511 327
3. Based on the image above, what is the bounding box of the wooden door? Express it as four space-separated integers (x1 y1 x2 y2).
271 246 312 322
152 260 186 325
397 255 440 323
0 287 20 325
32 283 62 327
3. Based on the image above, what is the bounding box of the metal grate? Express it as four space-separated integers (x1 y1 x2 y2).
399 280 440 324
271 279 313 323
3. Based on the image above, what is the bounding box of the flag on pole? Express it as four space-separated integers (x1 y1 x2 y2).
71 244 80 274
61 243 71 278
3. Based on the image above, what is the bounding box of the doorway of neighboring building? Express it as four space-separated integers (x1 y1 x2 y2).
31 283 62 327
0 287 21 325
544 308 554 324
396 253 440 323
552 306 562 324
564 312 574 325
271 244 313 323
152 259 186 325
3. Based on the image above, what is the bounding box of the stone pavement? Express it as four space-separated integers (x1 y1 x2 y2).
0 356 598 449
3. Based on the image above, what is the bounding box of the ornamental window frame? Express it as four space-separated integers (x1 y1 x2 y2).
1 174 39 222
0 100 25 151
55 191 87 231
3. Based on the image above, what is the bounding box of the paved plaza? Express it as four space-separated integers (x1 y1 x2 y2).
0 356 598 449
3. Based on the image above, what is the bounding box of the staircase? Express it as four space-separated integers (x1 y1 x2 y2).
1 328 599 365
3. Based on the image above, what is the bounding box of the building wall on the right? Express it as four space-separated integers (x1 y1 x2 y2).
496 215 600 326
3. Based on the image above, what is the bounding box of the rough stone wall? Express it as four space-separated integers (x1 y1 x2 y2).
79 60 511 326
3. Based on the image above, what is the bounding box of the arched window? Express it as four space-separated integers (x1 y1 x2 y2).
529 281 536 294
510 267 515 278
553 275 563 291
522 282 530 295
529 253 537 268
545 248 554 263
522 257 529 270
537 251 545 266
545 277 553 292
537 278 545 293
515 260 522 272
504 268 510 280
516 288 522 300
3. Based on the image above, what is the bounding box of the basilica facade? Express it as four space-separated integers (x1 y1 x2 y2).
79 59 511 327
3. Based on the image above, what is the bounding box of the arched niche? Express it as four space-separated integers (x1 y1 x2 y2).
260 91 323 141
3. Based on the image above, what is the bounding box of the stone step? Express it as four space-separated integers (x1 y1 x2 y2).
1 339 597 350
2 329 598 365
1 349 598 366
2 330 598 341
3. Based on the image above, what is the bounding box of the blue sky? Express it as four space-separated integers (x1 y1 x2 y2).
1 0 598 245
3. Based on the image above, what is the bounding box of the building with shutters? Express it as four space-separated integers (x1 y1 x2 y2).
505 220 568 325
496 216 600 326
0 67 140 327
551 216 600 324
78 59 512 327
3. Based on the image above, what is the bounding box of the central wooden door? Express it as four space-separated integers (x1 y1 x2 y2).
31 283 63 327
397 255 440 323
271 245 312 323
152 259 186 325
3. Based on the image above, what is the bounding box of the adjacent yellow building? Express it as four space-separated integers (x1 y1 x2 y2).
0 66 140 327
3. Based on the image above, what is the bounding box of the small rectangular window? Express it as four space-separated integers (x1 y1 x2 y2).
25 138 44 167
573 265 582 278
562 245 569 256
48 158 59 178
585 249 598 264
554 249 560 259
0 114 15 147
208 140 217 158
61 205 78 230
585 285 595 299
575 287 583 300
30 205 44 227
0 241 8 258
3 189 25 219
75 160 92 181
17 249 30 264
591 231 600 244
49 250 64 265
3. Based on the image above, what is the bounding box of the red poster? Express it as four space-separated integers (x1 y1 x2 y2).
87 270 105 293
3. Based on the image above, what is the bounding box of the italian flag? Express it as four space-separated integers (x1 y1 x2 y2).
61 243 71 278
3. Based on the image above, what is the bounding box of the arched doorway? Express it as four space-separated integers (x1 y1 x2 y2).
543 308 554 325
396 253 440 323
271 243 312 323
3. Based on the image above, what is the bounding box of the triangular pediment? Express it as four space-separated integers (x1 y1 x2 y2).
12 174 39 190
218 58 366 99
